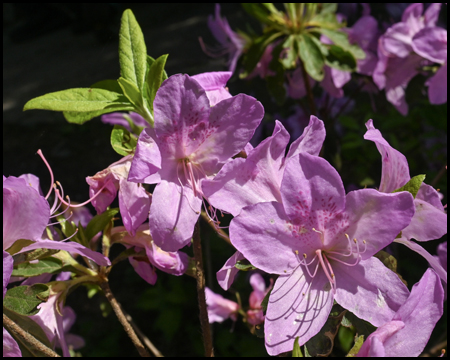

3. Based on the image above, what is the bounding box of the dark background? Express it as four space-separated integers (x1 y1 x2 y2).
3 3 447 357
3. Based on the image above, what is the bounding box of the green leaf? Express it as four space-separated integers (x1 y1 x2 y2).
242 3 284 27
296 33 325 81
119 9 147 91
347 335 364 357
308 11 342 30
111 125 138 156
393 174 426 198
24 88 132 112
293 337 303 357
4 284 49 316
241 31 283 78
5 239 35 256
146 54 169 115
118 77 143 108
63 108 129 125
57 215 78 239
3 306 53 357
280 35 297 69
91 79 124 93
85 208 119 242
235 259 257 271
13 248 60 266
319 3 338 14
325 45 356 71
310 28 365 59
12 257 63 277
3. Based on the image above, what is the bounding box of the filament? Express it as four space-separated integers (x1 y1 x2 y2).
37 149 54 200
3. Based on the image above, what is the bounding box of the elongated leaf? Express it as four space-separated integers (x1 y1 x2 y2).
4 284 49 316
119 9 147 91
325 44 356 71
308 12 342 30
235 259 257 271
13 248 60 266
91 79 124 93
12 257 63 277
146 54 169 115
393 174 426 198
280 35 297 69
293 337 303 357
3 307 53 357
310 28 365 59
63 107 133 125
24 88 131 112
118 77 143 108
296 34 325 81
111 125 137 156
347 335 364 357
85 208 119 242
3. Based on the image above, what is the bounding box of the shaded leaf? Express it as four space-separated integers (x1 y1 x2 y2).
310 28 365 59
111 125 138 156
118 77 143 108
12 257 63 277
4 284 49 316
146 54 169 115
235 259 257 271
85 208 119 242
293 337 303 357
347 335 364 357
296 33 325 81
325 45 356 71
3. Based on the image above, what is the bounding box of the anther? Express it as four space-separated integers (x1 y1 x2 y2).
294 250 299 255
303 253 307 259
353 238 357 243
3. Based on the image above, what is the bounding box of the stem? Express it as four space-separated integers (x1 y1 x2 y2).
3 313 60 357
430 164 447 188
192 220 214 357
300 60 317 115
123 312 163 357
200 211 232 246
100 281 150 357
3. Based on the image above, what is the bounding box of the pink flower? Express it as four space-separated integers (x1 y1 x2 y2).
205 287 239 323
128 74 263 251
246 273 271 326
229 152 415 355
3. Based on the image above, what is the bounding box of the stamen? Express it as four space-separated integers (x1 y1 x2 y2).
37 149 54 200
54 180 113 208
316 250 336 293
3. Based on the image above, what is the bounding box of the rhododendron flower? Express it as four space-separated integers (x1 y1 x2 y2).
3 175 110 266
200 4 248 73
191 71 232 106
230 152 415 355
357 268 444 357
374 3 444 114
3 250 21 357
216 250 245 291
205 287 239 323
364 120 447 282
435 242 447 299
203 116 325 217
86 155 151 236
111 224 188 285
247 273 271 326
128 74 263 251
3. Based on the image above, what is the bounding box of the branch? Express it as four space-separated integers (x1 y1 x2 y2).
124 312 164 357
200 211 231 246
3 313 60 357
193 220 214 357
100 281 151 357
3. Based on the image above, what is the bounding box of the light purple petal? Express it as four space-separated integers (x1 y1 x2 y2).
386 268 444 357
264 266 334 355
17 240 111 266
424 3 442 27
364 119 410 193
146 241 188 276
216 251 245 291
229 201 301 275
401 198 447 242
249 273 267 308
129 257 157 285
3 176 50 250
395 237 447 283
154 74 211 159
286 115 326 160
18 173 44 196
331 68 352 89
192 94 264 174
357 321 404 357
3 251 13 299
416 182 446 211
437 242 447 272
128 128 162 183
427 62 447 104
118 179 151 236
412 27 447 63
382 23 414 58
321 66 344 98
335 257 410 327
3 327 22 357
203 120 288 216
205 287 239 323
344 189 415 259
191 71 233 106
401 3 423 29
149 181 202 252
281 153 346 223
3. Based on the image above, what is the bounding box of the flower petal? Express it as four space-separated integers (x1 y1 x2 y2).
265 266 334 355
334 257 410 327
286 115 326 160
412 27 447 64
3 176 50 250
149 180 201 252
427 61 447 104
192 94 264 174
216 251 245 291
